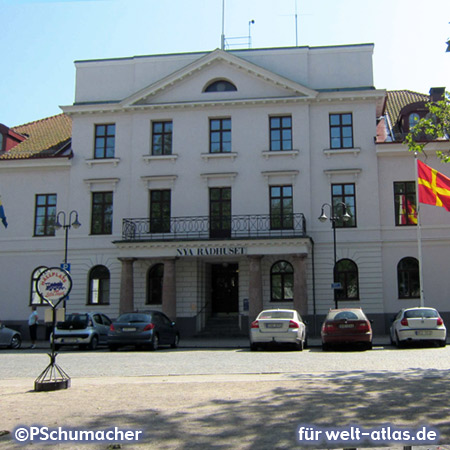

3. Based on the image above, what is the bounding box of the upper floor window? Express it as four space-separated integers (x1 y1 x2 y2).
335 259 359 301
332 183 356 228
91 191 113 235
394 181 417 226
397 257 419 299
210 118 231 153
270 116 292 151
271 261 294 302
94 124 115 159
34 194 56 237
150 190 171 233
329 113 353 149
152 121 172 155
408 113 420 131
204 80 237 92
88 265 110 305
270 186 293 230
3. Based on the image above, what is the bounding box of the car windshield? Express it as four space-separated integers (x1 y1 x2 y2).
117 313 152 323
58 314 89 329
259 311 294 319
327 310 363 321
405 309 439 319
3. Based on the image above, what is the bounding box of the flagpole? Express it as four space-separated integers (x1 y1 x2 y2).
414 152 425 307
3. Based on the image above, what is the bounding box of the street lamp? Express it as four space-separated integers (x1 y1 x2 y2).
318 202 351 308
55 210 81 264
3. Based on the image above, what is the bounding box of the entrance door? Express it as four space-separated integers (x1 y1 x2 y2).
211 264 239 315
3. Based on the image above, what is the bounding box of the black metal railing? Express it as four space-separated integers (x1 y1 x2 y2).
121 213 307 242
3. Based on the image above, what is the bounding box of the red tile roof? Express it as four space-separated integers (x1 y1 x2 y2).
0 114 72 160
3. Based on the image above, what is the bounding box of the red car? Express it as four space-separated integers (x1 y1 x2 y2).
321 308 373 351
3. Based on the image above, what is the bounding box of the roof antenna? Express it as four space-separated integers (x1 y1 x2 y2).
221 0 226 50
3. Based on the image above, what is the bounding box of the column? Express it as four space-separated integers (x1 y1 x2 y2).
248 255 263 322
119 258 136 314
162 258 177 320
292 253 308 316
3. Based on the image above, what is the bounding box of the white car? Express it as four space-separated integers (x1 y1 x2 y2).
390 307 447 348
250 309 307 351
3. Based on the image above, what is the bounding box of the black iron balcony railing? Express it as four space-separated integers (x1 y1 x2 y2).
121 213 307 242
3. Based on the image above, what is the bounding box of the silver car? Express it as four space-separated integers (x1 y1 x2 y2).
52 312 112 350
0 324 22 349
390 307 447 347
250 309 307 351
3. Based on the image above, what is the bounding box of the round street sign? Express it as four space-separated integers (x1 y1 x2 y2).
36 267 73 307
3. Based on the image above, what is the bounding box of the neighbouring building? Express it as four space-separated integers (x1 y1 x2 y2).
0 44 448 339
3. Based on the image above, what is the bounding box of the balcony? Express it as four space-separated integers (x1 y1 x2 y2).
121 213 307 242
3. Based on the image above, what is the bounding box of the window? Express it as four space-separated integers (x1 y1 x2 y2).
329 113 353 149
270 186 293 230
94 124 115 159
409 113 420 131
332 184 356 228
335 259 359 301
152 121 172 155
88 265 110 305
270 116 292 151
204 80 237 92
147 264 164 305
91 192 113 235
34 194 57 236
0 133 3 152
30 266 47 305
394 182 417 226
397 257 420 298
150 190 171 233
210 118 231 153
271 261 294 302
209 187 231 238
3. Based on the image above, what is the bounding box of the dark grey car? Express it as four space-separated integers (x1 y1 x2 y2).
108 311 180 351
0 324 22 349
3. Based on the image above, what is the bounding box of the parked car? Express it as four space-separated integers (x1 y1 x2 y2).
108 311 180 351
390 307 447 348
52 312 112 350
0 323 22 349
250 309 307 351
321 308 373 351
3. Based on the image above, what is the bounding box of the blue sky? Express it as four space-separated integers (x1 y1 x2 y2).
1 0 450 126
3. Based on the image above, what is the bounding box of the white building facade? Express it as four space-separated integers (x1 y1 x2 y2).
3 44 448 339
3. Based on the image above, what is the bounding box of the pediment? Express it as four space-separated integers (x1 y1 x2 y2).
121 49 317 108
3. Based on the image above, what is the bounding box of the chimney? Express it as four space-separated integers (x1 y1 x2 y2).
430 87 446 102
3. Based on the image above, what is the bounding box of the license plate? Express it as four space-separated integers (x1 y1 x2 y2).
122 327 136 332
416 330 432 336
339 324 354 328
266 323 282 328
62 338 77 343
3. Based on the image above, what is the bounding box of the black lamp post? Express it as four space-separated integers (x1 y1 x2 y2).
55 210 81 264
318 202 351 308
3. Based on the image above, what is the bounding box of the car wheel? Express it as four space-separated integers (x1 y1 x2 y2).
296 340 303 351
439 340 447 348
150 334 159 351
395 332 403 348
171 334 180 349
365 342 373 351
88 335 99 350
9 334 21 349
108 345 118 352
250 343 258 351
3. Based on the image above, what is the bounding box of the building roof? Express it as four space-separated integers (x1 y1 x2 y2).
385 90 429 126
0 114 72 160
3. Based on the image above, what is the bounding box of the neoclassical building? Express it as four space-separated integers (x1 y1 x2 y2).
1 44 448 338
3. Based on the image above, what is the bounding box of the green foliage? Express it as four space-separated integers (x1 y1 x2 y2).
405 92 450 162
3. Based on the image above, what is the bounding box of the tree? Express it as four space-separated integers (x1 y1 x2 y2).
405 92 450 162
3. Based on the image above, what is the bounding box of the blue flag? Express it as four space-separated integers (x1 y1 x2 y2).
0 196 7 228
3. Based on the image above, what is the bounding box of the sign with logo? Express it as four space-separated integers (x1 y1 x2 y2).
36 267 73 307
176 246 246 257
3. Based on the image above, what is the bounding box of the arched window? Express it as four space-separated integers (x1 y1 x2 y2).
147 264 164 305
335 259 359 300
88 265 110 305
271 261 294 302
204 79 237 92
397 257 420 298
408 113 420 130
30 266 47 305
